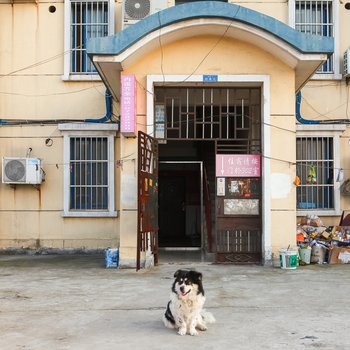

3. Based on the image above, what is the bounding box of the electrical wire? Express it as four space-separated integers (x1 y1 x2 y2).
0 84 104 97
301 95 349 121
153 6 241 87
0 48 74 79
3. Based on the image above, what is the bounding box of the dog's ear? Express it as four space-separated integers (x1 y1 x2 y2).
174 269 182 278
190 271 202 281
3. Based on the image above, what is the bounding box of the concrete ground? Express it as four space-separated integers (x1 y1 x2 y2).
0 252 349 350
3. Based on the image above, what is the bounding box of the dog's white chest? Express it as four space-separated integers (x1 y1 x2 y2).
172 294 205 318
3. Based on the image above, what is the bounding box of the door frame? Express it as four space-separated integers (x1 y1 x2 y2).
159 160 204 249
147 74 272 263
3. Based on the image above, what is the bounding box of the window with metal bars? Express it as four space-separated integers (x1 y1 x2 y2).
294 0 334 73
296 136 334 210
70 0 109 74
154 87 261 153
69 137 108 210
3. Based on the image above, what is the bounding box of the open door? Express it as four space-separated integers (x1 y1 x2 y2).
137 131 159 270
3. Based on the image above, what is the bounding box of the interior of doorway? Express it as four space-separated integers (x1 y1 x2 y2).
158 161 203 249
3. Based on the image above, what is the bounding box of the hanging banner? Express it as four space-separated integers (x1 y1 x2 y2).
121 74 136 136
216 154 261 177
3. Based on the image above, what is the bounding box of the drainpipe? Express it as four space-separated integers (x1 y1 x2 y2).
295 91 320 125
84 89 113 123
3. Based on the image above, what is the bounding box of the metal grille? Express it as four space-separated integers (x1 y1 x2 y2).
216 229 261 263
70 0 109 74
296 136 334 210
295 0 333 73
69 137 108 210
154 87 261 146
216 229 261 253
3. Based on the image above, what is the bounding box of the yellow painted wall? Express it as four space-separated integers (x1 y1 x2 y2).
229 0 288 23
0 3 121 250
0 3 107 120
0 125 120 250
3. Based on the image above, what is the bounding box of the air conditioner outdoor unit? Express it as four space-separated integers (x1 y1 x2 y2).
122 0 168 29
2 157 44 185
344 48 350 77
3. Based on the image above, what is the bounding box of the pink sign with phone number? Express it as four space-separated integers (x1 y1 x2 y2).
121 74 136 135
216 154 261 177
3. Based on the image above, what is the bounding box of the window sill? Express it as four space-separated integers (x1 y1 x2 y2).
297 210 342 217
61 74 102 82
310 73 343 81
62 210 118 218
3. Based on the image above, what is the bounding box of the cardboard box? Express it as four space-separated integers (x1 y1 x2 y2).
329 247 350 264
321 231 330 240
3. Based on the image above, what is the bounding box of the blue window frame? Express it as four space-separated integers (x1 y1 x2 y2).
71 0 109 74
69 137 109 210
296 136 335 210
295 0 334 73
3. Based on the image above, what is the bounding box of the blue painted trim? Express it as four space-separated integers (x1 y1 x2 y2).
87 1 333 57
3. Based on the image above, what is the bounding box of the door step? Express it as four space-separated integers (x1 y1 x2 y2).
159 247 201 252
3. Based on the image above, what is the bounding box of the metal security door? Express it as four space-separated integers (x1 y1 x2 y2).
215 155 262 263
137 131 159 271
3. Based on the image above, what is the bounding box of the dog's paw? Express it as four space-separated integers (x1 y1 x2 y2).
178 328 186 336
189 329 199 336
196 324 207 331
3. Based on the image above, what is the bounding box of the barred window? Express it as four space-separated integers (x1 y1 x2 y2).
70 0 109 74
69 137 109 210
59 123 118 217
296 136 334 210
295 0 334 73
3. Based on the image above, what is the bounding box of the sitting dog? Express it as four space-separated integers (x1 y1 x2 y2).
163 269 215 336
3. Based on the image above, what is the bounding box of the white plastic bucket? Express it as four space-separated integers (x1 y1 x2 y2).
279 249 298 269
299 247 312 264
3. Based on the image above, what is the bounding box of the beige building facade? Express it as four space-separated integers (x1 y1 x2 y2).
1 0 350 267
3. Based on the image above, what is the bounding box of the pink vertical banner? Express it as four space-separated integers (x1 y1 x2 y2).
216 154 261 177
121 74 136 135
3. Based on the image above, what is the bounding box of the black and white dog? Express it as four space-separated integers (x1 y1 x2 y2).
163 269 215 336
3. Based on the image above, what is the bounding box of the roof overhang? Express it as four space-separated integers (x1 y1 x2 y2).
87 1 333 100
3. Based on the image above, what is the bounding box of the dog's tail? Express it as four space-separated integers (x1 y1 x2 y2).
201 310 216 324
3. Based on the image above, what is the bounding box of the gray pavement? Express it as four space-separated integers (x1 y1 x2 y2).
0 253 349 350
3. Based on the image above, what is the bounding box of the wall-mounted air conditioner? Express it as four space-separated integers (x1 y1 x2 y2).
122 0 168 29
2 158 44 185
344 48 350 77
